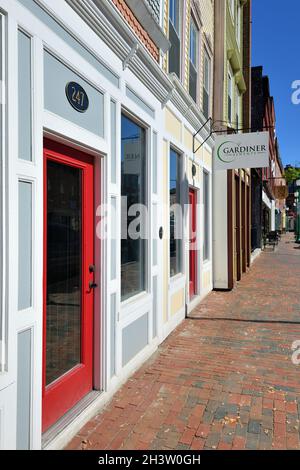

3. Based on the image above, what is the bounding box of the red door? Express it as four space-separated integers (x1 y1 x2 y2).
43 139 95 432
189 188 197 298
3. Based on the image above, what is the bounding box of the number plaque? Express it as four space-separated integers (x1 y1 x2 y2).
65 81 89 113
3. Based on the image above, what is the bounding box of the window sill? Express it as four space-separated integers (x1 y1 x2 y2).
121 290 149 308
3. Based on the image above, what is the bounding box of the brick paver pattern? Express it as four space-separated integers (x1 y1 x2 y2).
66 234 300 450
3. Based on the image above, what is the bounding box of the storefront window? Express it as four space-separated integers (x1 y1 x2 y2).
170 148 182 277
121 114 146 301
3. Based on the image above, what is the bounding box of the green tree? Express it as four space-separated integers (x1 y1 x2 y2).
284 167 300 184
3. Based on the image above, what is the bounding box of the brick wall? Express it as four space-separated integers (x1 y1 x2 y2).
112 0 159 61
243 0 251 130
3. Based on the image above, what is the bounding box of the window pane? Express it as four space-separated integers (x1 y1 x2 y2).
189 18 197 67
170 149 182 277
46 162 82 385
18 181 32 310
121 114 146 301
204 54 210 91
169 0 179 33
203 53 210 117
203 171 210 260
169 20 180 77
228 73 232 121
18 30 32 161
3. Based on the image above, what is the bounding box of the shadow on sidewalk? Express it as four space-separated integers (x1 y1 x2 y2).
187 316 300 325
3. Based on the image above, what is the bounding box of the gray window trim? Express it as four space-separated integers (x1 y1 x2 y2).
0 12 6 372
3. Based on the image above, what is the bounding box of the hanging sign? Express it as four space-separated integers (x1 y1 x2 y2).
214 131 269 170
273 185 288 199
65 81 89 113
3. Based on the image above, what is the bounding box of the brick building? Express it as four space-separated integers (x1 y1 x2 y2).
213 0 252 289
251 66 286 248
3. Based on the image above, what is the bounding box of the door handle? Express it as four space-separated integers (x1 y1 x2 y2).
87 281 98 293
87 264 97 293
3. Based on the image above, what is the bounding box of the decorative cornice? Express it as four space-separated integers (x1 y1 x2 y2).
66 0 213 143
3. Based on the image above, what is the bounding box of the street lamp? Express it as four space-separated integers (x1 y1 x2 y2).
295 180 300 243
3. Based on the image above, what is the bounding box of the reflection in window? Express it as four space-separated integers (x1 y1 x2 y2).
189 16 198 103
203 51 211 118
228 69 232 123
46 161 82 385
169 0 181 78
170 148 182 277
121 114 146 301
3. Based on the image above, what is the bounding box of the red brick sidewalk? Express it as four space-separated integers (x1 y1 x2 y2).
66 234 300 450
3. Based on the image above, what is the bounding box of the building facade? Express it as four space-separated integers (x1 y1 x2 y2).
213 0 252 289
0 0 214 449
251 66 286 249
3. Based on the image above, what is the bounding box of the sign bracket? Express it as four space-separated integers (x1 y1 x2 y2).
193 118 274 154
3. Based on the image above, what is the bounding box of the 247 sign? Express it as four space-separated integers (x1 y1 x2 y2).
214 131 269 171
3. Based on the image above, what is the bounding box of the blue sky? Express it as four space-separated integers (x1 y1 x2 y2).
252 0 300 167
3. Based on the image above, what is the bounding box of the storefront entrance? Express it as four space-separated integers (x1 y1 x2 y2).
235 176 241 282
189 188 197 298
42 140 95 432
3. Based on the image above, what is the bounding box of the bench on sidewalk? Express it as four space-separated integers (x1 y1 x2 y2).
263 231 279 250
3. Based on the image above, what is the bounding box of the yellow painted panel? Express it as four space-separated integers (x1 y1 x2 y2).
203 148 212 168
171 289 184 316
195 139 203 160
184 127 193 152
203 270 211 289
165 108 182 142
195 163 201 184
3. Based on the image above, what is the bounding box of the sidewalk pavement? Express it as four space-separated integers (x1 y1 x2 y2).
66 233 300 450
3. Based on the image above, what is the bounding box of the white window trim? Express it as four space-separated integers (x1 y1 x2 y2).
0 12 5 373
